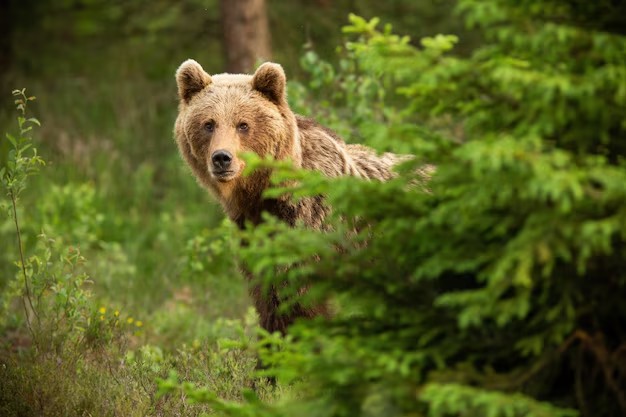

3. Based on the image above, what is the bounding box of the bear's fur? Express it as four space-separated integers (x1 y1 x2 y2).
174 59 404 334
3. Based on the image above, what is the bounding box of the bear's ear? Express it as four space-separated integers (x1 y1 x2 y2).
176 59 212 103
252 62 287 104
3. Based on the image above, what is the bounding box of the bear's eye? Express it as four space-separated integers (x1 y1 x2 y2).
237 122 249 132
204 121 216 133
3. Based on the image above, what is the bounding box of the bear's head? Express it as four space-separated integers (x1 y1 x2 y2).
174 60 301 214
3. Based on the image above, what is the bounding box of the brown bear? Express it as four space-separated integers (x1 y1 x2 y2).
174 59 404 334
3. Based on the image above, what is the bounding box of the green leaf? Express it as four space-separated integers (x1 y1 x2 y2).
6 133 17 147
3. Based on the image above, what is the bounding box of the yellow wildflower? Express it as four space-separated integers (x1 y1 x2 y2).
127 317 134 324
99 315 104 321
135 321 143 327
114 310 120 317
99 307 106 314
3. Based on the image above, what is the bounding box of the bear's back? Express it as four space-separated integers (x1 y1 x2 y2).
297 116 399 181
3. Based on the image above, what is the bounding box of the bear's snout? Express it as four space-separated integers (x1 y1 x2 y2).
211 150 233 171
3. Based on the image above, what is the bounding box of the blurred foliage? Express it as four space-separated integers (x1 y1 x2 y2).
1 0 476 83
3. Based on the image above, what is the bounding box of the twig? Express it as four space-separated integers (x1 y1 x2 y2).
566 330 626 415
574 345 588 417
9 189 39 346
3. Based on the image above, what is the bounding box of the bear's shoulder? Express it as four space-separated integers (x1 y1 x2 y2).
296 116 398 181
297 116 350 177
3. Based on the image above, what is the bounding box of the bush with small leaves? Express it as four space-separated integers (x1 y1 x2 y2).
160 2 626 417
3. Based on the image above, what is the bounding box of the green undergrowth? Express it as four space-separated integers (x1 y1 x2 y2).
0 85 263 417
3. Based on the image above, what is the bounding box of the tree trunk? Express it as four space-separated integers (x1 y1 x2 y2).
220 0 272 74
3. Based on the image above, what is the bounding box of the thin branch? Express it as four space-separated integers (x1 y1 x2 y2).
566 330 626 415
10 189 39 345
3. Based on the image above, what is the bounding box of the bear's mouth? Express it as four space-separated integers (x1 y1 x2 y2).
212 170 236 182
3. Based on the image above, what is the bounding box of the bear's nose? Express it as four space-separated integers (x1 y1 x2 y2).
211 150 233 170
